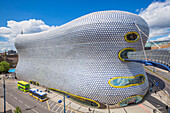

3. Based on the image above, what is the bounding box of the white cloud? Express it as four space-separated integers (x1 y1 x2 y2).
136 8 143 12
0 41 14 52
156 34 170 41
138 0 170 41
136 9 139 12
0 19 56 52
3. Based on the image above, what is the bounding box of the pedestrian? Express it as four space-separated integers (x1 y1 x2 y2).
153 109 156 113
150 88 152 92
88 106 92 111
151 83 154 87
166 106 169 113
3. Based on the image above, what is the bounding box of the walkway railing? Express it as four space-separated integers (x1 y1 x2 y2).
126 48 170 72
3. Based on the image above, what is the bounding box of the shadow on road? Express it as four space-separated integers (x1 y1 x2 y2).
22 106 36 112
146 72 165 90
144 92 168 113
140 72 168 113
122 72 167 112
0 109 13 113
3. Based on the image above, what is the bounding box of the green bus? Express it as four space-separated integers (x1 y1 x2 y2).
18 81 30 92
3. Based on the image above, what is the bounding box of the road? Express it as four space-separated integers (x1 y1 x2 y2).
145 68 170 95
0 79 53 113
0 68 169 113
146 66 170 81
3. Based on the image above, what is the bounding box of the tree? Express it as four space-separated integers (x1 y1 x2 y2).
4 51 7 56
14 106 22 113
0 61 10 73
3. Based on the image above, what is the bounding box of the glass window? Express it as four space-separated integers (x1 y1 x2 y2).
119 95 143 106
41 94 47 100
108 74 145 88
125 31 140 43
19 86 24 89
25 88 30 90
119 48 136 61
25 84 30 87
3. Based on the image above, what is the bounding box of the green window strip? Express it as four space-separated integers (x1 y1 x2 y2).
119 95 143 106
108 74 145 88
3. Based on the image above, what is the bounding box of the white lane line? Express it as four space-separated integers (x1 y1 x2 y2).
166 85 170 90
165 90 169 96
51 104 57 111
59 107 64 113
48 100 52 105
32 109 39 113
55 106 61 112
25 104 30 108
14 97 17 100
49 102 54 107
19 100 23 104
10 94 13 97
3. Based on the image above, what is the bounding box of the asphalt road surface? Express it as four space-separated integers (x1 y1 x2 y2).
0 80 53 113
145 68 170 95
0 68 169 113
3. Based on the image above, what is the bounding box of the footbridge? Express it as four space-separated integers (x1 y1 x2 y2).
125 48 170 71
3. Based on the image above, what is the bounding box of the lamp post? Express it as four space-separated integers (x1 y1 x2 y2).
63 93 65 113
107 104 110 113
153 67 155 73
3 76 6 113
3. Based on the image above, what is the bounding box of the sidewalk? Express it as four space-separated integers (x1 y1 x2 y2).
145 66 170 82
0 98 15 113
3 73 170 113
30 83 170 113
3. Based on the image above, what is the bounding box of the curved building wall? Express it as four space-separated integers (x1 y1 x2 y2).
15 11 149 105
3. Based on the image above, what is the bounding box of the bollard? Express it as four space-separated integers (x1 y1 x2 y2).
58 100 62 103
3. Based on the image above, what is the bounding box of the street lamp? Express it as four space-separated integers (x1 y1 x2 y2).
58 94 66 113
3 76 6 113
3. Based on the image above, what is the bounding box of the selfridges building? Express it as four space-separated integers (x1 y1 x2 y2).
15 10 149 108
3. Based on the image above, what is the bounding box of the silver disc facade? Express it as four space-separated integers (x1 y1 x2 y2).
15 11 149 107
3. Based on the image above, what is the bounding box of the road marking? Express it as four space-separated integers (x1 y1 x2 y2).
138 104 151 113
23 92 29 94
0 87 2 89
32 109 39 113
14 97 17 100
166 85 170 90
19 100 23 104
60 107 64 113
49 101 54 107
51 104 57 111
165 90 169 96
10 94 13 97
55 106 61 112
25 104 30 108
48 100 52 105
46 100 50 110
161 91 170 100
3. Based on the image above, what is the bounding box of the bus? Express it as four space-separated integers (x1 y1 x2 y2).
29 88 48 102
18 81 30 92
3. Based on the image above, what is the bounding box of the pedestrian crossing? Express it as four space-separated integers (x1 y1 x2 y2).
47 100 77 113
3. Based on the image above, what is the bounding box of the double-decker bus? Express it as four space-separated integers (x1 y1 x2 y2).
29 88 47 102
18 81 30 92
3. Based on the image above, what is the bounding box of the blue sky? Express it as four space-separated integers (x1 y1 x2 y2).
0 0 170 52
0 0 154 27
